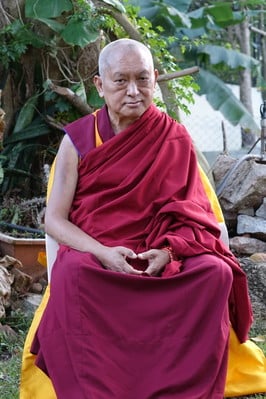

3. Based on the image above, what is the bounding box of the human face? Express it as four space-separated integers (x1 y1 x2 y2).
94 48 158 133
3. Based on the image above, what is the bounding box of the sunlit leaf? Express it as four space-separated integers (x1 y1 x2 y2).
0 164 3 185
198 45 259 69
61 19 99 47
36 18 65 33
196 69 260 133
250 335 266 343
25 0 73 19
101 0 126 13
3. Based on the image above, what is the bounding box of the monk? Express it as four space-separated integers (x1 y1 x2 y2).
30 38 253 398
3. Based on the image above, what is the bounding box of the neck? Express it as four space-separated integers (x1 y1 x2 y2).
109 115 139 135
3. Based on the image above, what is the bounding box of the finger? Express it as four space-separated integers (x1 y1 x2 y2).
126 250 137 259
124 264 143 275
137 250 153 260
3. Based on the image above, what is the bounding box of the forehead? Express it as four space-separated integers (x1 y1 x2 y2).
105 47 153 76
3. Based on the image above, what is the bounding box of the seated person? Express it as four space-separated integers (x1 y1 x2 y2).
21 38 258 399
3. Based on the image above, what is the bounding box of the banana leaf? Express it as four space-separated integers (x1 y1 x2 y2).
196 69 260 134
25 0 73 19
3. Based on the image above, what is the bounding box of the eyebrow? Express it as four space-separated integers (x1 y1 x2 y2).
113 70 150 78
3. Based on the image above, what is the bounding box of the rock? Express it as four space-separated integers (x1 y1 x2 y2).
30 282 43 294
250 252 266 262
212 154 236 185
214 157 266 214
256 197 266 218
230 236 266 255
237 215 266 240
240 257 266 330
20 293 43 317
238 207 255 216
0 322 17 337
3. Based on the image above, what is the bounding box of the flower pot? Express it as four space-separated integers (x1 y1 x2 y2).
0 232 46 280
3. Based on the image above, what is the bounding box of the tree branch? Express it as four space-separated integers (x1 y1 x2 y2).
48 82 93 115
157 67 199 82
249 25 266 37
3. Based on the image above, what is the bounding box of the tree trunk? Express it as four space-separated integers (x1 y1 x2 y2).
259 12 266 102
235 20 257 147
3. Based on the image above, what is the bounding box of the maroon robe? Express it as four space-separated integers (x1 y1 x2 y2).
32 104 252 399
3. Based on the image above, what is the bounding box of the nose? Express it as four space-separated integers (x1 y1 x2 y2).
126 80 139 96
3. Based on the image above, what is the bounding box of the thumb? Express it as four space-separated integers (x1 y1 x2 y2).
126 250 137 259
137 251 151 260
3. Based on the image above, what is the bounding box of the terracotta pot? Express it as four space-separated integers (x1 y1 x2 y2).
0 232 46 280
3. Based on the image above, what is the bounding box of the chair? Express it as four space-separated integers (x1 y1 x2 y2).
20 159 266 399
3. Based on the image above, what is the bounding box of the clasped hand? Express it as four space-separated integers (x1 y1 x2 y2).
98 246 170 276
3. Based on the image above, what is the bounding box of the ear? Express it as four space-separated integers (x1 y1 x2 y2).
93 75 104 98
154 69 159 85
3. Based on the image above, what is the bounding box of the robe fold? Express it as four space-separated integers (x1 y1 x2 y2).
31 104 253 399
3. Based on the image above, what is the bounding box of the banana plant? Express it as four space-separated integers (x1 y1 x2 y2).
127 0 263 134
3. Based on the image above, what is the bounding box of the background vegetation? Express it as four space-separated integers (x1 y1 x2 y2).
0 0 265 206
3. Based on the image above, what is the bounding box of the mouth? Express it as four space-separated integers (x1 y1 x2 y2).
125 100 142 107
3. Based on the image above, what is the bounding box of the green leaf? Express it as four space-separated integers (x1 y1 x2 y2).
61 20 99 47
196 69 260 133
87 87 105 109
129 0 192 14
25 0 73 18
21 27 46 48
101 0 126 13
198 45 259 69
207 3 233 22
0 164 3 185
36 18 65 33
4 122 50 145
13 94 39 134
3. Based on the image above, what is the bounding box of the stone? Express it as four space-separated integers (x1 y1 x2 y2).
30 282 43 294
237 214 266 240
212 154 236 185
256 197 266 218
240 257 266 330
20 293 43 317
214 157 266 214
230 236 266 255
238 208 255 216
250 252 266 262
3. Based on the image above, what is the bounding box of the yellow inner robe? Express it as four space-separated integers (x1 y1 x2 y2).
20 121 266 398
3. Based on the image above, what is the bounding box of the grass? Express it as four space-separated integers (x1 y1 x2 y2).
0 311 265 399
0 310 32 399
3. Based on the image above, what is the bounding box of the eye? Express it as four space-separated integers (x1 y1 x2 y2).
138 76 150 85
115 78 126 84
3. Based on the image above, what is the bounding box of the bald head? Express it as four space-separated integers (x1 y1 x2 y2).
98 39 154 77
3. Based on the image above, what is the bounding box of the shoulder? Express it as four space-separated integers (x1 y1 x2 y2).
63 111 98 157
64 113 95 136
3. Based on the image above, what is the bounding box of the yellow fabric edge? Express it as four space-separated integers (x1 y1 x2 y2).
20 113 266 398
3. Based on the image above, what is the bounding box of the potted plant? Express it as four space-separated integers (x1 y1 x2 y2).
0 195 47 280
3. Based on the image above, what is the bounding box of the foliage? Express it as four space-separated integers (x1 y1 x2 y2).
0 310 33 399
0 195 46 237
0 20 44 69
0 0 264 199
0 0 200 198
127 0 265 132
197 69 259 131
